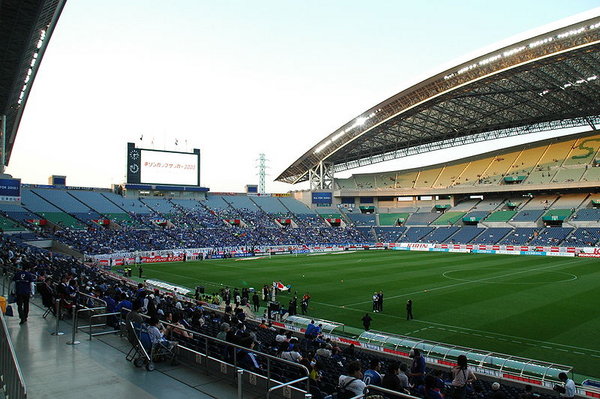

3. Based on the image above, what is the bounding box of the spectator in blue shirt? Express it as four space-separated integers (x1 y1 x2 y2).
12 264 36 324
363 359 382 386
410 348 426 387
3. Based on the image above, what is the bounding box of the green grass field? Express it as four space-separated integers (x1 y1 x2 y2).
125 250 600 378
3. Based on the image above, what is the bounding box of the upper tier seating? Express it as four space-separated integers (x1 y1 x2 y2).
171 199 203 210
479 152 520 185
572 208 600 222
250 196 289 214
581 166 600 182
315 208 342 219
506 146 547 177
541 209 573 222
405 212 441 226
374 172 397 189
563 134 600 166
537 138 577 169
68 190 124 213
451 200 480 212
511 210 544 222
0 214 23 231
523 169 555 185
432 164 467 188
102 193 153 214
141 198 178 214
431 212 466 225
21 189 62 212
471 201 503 211
474 228 512 244
32 188 93 213
224 195 261 211
521 195 558 210
346 213 376 227
278 197 314 214
552 194 588 209
551 168 586 183
354 174 375 189
484 210 517 222
462 211 490 222
204 195 232 210
378 213 409 226
414 168 442 188
445 226 484 244
393 171 418 189
0 203 41 223
335 177 356 189
453 158 495 186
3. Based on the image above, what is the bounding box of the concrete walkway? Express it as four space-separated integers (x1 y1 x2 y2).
6 299 252 399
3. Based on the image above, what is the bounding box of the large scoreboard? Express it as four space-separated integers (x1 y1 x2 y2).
126 143 201 186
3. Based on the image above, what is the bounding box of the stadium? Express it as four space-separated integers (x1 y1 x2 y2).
1 2 600 399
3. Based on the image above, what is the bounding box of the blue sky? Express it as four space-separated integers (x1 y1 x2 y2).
6 1 600 192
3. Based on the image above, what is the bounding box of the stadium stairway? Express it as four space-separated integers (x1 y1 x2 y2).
4 295 257 399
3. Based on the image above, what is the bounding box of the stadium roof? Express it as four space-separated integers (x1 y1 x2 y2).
0 0 66 167
277 9 600 185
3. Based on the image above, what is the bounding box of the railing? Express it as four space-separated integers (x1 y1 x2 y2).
349 385 420 399
122 310 311 398
0 307 27 398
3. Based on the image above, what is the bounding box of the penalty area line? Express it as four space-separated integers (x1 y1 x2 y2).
311 300 600 356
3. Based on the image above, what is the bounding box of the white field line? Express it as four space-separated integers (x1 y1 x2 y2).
345 258 581 306
312 299 600 355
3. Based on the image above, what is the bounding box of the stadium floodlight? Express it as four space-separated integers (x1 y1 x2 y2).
356 116 368 126
588 75 598 81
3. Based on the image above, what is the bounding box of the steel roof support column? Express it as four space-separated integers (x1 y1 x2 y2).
309 161 334 190
0 114 5 174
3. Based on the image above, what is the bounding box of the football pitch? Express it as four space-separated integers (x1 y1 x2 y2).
127 250 600 378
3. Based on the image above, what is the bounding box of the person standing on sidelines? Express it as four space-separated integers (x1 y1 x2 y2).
362 313 373 331
252 291 260 312
12 264 36 325
406 299 414 320
372 292 379 312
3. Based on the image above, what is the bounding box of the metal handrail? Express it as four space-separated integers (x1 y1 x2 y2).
0 307 27 398
121 309 311 397
365 384 420 398
160 319 311 391
266 376 310 398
